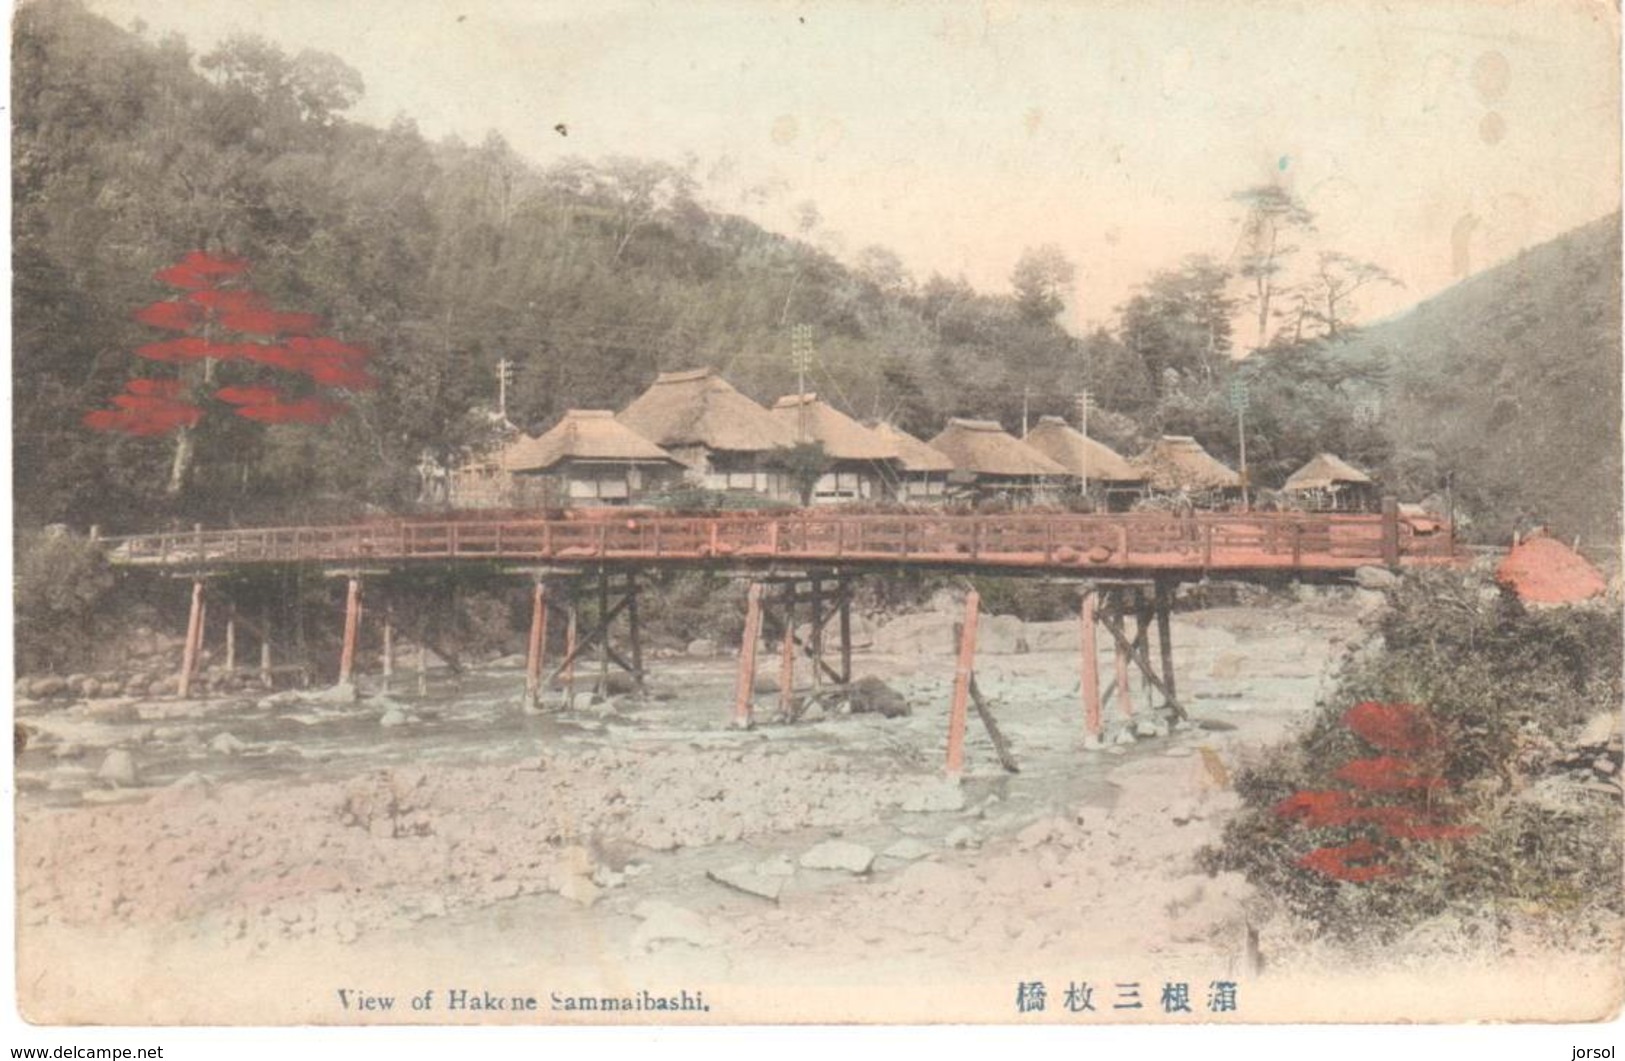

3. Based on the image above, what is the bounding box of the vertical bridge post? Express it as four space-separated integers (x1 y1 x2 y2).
732 582 765 728
1113 589 1135 725
525 579 548 710
778 586 796 720
224 604 236 674
177 578 206 699
382 608 394 693
1079 587 1102 747
945 589 981 777
338 575 362 689
1155 579 1178 710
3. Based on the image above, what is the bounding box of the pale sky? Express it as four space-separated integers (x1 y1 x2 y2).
85 0 1622 333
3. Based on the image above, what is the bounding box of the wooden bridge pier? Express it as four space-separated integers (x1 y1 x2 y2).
1077 579 1187 748
537 568 645 706
731 571 855 728
176 577 207 699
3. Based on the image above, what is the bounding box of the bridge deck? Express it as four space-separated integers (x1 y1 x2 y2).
102 510 1458 578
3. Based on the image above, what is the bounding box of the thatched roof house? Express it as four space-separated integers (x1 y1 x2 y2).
870 422 956 475
1134 435 1241 493
501 410 681 506
616 368 792 494
768 393 899 502
450 410 681 508
1282 453 1373 493
869 421 954 502
1282 452 1376 511
1023 416 1143 482
501 410 677 473
769 394 895 460
928 418 1067 501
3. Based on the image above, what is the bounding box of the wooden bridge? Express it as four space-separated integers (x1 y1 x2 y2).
102 505 1455 577
99 505 1459 774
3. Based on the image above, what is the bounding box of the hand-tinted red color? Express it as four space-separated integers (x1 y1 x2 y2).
133 301 204 332
92 251 368 437
188 289 272 315
1333 756 1447 792
234 397 346 424
174 251 250 279
1344 701 1439 752
1297 840 1402 882
124 378 185 398
135 337 243 363
1273 790 1358 826
83 386 202 436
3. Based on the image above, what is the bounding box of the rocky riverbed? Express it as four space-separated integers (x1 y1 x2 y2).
22 587 1494 1023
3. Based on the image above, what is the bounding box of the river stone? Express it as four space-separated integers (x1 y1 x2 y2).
799 840 875 874
209 732 247 756
632 901 717 951
707 863 784 902
97 749 139 786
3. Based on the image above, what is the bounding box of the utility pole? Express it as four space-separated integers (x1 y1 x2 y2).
1230 377 1251 512
790 323 813 442
1021 386 1031 437
496 357 514 421
1075 390 1092 497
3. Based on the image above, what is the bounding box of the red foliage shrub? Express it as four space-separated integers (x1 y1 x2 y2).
1343 701 1439 752
1279 702 1478 884
1333 756 1447 792
1297 840 1403 882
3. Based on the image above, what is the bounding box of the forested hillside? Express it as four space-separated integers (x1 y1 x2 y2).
1352 215 1621 546
14 0 1617 547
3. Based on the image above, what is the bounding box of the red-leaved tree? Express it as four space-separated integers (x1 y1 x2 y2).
1273 701 1480 883
84 251 375 495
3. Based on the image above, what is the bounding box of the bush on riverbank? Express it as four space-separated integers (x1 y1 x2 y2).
1201 568 1623 947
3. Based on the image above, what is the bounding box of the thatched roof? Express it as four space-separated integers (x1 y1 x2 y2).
1023 416 1143 483
928 418 1068 478
500 410 679 473
769 394 896 461
1282 452 1374 492
869 422 955 473
1134 435 1241 491
616 368 792 453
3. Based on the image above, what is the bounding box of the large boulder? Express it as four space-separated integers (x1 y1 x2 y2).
848 676 910 718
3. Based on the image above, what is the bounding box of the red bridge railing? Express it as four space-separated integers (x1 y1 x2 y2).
100 510 1458 575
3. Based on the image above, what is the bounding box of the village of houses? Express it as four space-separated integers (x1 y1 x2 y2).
441 366 1378 513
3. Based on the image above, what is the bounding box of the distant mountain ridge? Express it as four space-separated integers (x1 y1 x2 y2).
1353 213 1621 548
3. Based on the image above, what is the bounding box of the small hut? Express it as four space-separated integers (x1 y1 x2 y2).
870 422 955 503
768 394 899 503
499 410 682 507
928 418 1068 503
1281 453 1377 512
616 368 793 497
1022 415 1146 510
1134 435 1242 505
